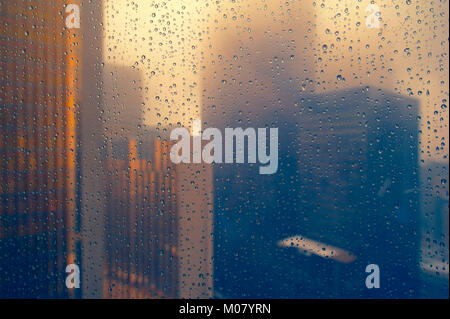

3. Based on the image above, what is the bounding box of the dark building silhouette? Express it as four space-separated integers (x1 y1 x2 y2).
419 161 449 297
213 86 421 298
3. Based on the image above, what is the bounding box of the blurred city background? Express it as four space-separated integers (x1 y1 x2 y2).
0 0 448 298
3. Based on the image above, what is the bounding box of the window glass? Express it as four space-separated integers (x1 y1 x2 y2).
0 0 448 298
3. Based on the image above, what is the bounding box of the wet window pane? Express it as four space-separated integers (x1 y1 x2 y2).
0 0 448 299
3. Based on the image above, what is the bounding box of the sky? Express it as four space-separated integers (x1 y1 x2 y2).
102 0 448 164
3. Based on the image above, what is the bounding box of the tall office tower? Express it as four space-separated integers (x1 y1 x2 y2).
213 86 420 298
175 140 214 299
103 138 178 298
101 17 215 292
291 87 421 298
203 2 317 299
200 1 316 130
0 0 104 298
0 0 81 297
102 65 145 139
419 161 449 297
102 64 160 298
78 0 104 299
103 135 213 299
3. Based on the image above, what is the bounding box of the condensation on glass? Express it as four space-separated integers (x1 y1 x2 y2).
0 0 448 298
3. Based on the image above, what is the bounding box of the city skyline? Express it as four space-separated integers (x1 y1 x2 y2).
0 0 448 299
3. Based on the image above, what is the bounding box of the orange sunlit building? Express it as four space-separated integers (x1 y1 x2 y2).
1 0 214 299
103 136 213 299
0 0 81 297
103 138 178 298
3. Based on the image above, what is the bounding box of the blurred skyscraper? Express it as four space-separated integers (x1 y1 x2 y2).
0 0 81 298
103 65 145 139
419 161 449 297
102 134 213 298
213 86 422 298
292 87 420 298
101 64 213 298
103 137 178 298
0 0 105 298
